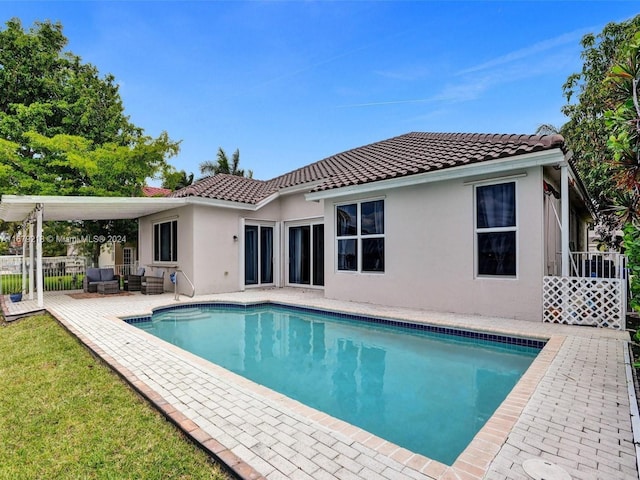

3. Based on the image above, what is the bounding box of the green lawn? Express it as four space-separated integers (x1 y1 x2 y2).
0 314 229 480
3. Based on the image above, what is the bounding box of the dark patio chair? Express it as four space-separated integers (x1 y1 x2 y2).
124 267 145 292
141 269 165 295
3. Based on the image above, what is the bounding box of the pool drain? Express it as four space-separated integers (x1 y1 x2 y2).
522 458 571 480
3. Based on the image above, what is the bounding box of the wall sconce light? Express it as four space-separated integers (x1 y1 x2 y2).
233 235 238 242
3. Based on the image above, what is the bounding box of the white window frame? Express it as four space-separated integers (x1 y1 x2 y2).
474 180 518 278
153 219 178 264
335 198 385 274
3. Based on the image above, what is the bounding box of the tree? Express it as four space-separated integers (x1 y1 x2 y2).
199 147 253 178
0 18 181 263
162 168 194 191
605 32 640 224
0 18 140 147
603 30 640 310
561 15 640 214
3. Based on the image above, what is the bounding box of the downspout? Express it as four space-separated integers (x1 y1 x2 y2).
561 162 570 276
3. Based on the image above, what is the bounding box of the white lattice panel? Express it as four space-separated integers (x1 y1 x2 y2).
543 276 625 330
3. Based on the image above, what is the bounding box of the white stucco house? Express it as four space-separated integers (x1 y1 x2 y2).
138 132 594 322
2 131 625 326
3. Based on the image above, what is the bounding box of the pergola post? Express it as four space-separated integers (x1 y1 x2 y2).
36 204 44 308
561 163 570 277
21 220 27 296
28 220 34 300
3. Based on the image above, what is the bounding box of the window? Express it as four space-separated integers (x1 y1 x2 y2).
336 200 384 273
153 220 177 263
476 182 516 276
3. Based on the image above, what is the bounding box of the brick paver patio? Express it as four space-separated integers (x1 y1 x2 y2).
3 289 638 479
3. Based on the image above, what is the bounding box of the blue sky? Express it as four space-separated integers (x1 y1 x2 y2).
2 1 638 182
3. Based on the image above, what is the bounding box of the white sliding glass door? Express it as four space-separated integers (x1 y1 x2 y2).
287 222 324 287
245 224 274 286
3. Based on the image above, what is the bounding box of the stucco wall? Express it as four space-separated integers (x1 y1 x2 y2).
191 205 245 294
323 168 545 321
138 193 324 294
139 205 194 293
242 192 324 288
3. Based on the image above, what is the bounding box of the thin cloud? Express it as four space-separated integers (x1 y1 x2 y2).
338 49 574 109
457 26 591 76
247 30 410 92
374 66 431 81
336 97 436 108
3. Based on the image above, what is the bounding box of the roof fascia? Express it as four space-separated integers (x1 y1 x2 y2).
305 148 565 201
185 196 259 211
277 180 326 196
253 180 327 210
0 195 186 206
183 180 328 212
254 192 280 210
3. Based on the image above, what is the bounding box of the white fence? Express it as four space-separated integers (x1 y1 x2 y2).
543 252 627 330
0 256 138 294
0 255 88 294
569 251 626 279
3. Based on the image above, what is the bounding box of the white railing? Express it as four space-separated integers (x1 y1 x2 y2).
100 262 140 277
543 252 627 330
0 255 87 293
173 269 195 300
0 256 139 295
569 251 626 279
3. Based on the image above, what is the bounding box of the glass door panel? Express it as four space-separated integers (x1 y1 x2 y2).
260 227 273 284
289 226 310 284
313 224 324 286
245 225 274 286
289 224 323 286
245 226 259 285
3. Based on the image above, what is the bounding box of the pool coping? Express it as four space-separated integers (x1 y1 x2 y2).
24 289 635 479
53 309 264 480
52 298 564 480
124 300 548 350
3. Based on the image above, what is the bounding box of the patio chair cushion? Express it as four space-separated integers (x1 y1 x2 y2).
84 268 120 293
86 268 101 283
136 267 145 276
100 268 116 281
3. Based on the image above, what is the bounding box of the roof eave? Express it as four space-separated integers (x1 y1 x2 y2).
185 196 259 211
0 195 187 222
305 148 565 201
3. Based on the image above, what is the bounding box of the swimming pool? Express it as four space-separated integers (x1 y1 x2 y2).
128 303 541 465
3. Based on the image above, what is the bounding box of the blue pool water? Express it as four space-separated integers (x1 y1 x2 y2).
130 304 540 465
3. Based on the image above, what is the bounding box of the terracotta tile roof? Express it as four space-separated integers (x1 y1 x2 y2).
171 132 565 204
170 173 273 204
142 186 172 197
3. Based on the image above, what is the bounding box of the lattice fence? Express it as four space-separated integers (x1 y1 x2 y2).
543 276 626 330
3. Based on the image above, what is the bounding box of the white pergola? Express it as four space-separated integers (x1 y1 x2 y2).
0 195 186 307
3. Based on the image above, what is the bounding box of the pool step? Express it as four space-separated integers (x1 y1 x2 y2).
154 308 211 322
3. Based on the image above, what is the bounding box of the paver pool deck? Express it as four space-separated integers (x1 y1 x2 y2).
3 289 639 480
